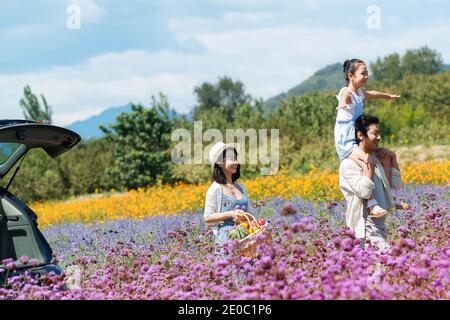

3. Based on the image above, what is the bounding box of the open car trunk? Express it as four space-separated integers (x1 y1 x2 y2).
0 189 52 266
0 120 81 280
0 120 81 178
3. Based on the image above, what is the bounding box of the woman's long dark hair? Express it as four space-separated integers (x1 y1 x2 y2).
212 148 241 184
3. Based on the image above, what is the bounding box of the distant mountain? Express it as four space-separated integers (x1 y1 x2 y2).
66 104 132 140
264 63 345 110
264 61 450 110
66 104 191 140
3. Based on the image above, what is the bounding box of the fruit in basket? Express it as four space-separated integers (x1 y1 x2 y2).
237 225 249 238
227 229 239 240
258 219 267 227
248 225 260 234
228 225 249 240
239 222 250 230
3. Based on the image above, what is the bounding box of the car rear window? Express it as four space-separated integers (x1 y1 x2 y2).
0 143 21 165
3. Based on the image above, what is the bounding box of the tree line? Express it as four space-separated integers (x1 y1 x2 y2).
6 46 449 202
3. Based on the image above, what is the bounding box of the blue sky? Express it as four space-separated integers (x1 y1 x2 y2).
1 0 449 125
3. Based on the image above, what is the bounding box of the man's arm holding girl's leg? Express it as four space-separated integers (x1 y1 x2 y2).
376 148 402 189
340 158 376 199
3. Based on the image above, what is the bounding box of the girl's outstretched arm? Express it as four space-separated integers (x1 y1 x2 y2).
336 90 352 109
363 90 401 100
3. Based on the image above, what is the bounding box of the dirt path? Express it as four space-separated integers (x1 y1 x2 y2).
393 144 449 164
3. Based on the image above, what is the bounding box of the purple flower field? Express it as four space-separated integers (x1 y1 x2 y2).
0 184 448 300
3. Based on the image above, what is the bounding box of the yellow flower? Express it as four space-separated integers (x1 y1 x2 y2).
31 159 449 228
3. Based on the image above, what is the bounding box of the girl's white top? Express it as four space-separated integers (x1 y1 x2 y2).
335 87 365 122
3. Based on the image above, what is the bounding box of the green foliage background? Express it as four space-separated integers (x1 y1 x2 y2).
5 48 450 202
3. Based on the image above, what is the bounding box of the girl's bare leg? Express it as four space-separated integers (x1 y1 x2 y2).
376 148 411 210
376 148 393 186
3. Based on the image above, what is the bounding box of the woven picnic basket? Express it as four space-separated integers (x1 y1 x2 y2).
235 212 271 259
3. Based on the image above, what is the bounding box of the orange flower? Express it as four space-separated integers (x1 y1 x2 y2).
31 159 449 228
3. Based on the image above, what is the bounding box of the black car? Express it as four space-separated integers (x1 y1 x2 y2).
0 120 80 283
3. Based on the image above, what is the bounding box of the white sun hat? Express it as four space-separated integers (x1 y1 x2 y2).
208 142 240 171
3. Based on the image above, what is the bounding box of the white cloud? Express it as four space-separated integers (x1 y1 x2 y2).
0 52 200 126
53 109 105 126
169 14 450 91
223 11 278 23
1 9 449 128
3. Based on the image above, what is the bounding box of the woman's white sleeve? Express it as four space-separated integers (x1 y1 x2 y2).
204 187 218 218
